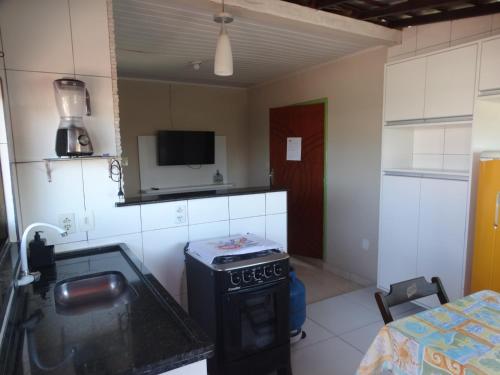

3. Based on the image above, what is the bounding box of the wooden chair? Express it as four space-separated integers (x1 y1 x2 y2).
375 276 449 324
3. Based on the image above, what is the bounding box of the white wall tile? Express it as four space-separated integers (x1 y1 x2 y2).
412 154 444 170
188 220 229 241
493 14 500 31
413 128 444 154
82 159 141 239
388 26 417 58
230 216 266 238
7 71 64 161
70 0 112 77
229 194 265 219
87 233 143 262
75 75 117 156
416 22 452 50
444 127 472 155
188 197 229 225
451 16 492 42
266 213 287 250
443 155 470 171
16 161 87 244
141 201 188 231
266 192 287 214
143 226 189 297
0 0 74 73
55 233 144 261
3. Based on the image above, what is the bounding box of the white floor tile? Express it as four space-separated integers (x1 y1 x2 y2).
340 321 384 353
307 295 381 335
291 337 363 375
291 318 335 351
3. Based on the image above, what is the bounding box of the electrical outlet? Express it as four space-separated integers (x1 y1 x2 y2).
58 213 76 234
175 205 187 224
362 239 370 251
79 211 95 232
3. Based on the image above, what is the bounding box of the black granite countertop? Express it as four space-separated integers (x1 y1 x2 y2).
116 186 287 207
3 245 214 375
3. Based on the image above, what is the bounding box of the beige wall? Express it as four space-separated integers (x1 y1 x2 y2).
247 47 387 283
118 79 249 196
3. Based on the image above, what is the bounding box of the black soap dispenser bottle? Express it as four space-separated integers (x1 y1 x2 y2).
28 231 55 270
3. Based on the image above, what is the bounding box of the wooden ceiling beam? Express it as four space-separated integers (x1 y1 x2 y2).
388 1 500 27
359 0 465 20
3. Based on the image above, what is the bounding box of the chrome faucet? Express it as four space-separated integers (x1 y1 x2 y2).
17 222 67 287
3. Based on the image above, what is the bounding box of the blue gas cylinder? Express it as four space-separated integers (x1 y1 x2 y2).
289 267 306 342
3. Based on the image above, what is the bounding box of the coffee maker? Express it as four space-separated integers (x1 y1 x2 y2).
54 78 93 157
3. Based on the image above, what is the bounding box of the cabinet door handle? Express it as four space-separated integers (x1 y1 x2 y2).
494 192 500 230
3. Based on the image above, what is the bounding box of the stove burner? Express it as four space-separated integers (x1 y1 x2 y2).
212 249 281 265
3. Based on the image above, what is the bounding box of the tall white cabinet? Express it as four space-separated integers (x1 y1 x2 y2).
378 39 491 307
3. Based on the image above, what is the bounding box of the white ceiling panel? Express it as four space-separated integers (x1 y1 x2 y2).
114 0 399 87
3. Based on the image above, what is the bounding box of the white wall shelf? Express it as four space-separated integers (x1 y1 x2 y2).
384 118 473 128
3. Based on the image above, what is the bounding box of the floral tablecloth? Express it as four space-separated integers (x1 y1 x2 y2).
357 290 500 375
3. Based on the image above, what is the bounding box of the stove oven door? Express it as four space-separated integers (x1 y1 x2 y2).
221 280 289 362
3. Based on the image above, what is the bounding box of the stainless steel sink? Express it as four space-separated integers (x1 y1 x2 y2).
54 271 138 315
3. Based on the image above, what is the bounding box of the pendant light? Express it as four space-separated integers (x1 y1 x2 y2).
213 0 234 77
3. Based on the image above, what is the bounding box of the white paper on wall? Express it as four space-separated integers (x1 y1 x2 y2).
286 137 302 161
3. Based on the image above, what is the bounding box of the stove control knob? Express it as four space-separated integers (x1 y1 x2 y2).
242 269 253 283
230 273 241 286
264 266 273 278
254 268 263 280
274 264 283 277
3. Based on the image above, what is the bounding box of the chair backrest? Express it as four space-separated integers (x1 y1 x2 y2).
374 276 449 324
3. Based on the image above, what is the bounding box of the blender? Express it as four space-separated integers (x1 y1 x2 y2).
54 78 93 157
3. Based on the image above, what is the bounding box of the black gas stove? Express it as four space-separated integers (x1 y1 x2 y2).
185 239 291 375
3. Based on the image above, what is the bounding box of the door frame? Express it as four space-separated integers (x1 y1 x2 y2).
270 97 329 259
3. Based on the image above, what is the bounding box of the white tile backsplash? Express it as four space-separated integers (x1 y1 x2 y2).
16 161 87 244
70 0 112 77
7 71 64 162
451 16 492 42
416 22 452 50
413 128 444 154
443 155 470 171
75 75 117 157
493 14 500 31
82 159 141 240
188 220 230 241
444 127 472 155
413 154 444 170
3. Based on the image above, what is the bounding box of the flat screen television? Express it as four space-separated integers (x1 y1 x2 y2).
157 130 215 166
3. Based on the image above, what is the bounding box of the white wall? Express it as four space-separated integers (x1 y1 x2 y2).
118 79 249 196
247 47 387 284
388 14 500 61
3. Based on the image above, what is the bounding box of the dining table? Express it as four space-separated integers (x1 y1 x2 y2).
356 290 500 375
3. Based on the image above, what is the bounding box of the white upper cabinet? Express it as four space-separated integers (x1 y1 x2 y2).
424 45 477 119
0 0 74 74
378 175 420 290
69 0 112 77
479 37 500 93
384 58 426 122
417 178 468 305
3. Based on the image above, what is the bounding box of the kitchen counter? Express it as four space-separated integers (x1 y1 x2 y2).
2 244 214 375
116 186 287 207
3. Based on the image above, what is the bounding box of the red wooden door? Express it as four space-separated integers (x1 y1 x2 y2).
270 103 325 259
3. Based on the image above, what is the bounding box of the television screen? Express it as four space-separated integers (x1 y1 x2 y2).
157 130 215 166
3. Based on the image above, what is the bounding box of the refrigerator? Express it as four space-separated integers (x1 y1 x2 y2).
471 152 500 293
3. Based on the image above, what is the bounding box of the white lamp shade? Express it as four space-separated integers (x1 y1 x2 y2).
214 25 233 77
